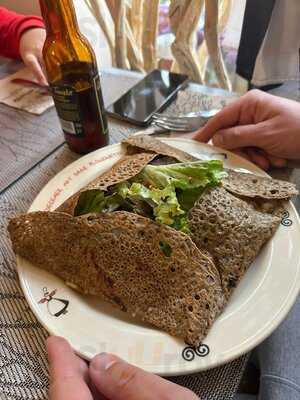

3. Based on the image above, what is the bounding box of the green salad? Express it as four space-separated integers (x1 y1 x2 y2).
75 160 226 233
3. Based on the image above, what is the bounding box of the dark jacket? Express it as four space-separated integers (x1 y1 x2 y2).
236 0 276 81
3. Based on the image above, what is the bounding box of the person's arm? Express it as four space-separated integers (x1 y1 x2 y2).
0 7 47 85
194 90 300 170
0 7 44 59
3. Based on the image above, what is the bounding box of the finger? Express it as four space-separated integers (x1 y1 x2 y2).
23 53 48 86
38 54 49 86
47 336 93 400
211 123 268 150
194 95 250 143
267 155 287 168
230 148 252 162
194 90 269 143
246 148 270 170
89 380 109 400
249 148 287 169
89 353 198 400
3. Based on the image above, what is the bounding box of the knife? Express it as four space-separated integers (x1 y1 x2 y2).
11 78 51 94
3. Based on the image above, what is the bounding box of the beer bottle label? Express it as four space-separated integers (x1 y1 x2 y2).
51 85 84 137
51 74 108 138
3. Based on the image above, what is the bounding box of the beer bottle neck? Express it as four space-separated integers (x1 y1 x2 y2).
39 0 79 37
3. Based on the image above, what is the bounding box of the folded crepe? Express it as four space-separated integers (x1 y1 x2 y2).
123 134 198 162
8 134 298 345
9 211 225 346
58 152 157 216
188 187 281 299
223 169 298 200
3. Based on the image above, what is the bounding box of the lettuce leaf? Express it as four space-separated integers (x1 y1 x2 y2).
136 160 226 190
74 160 226 233
123 182 184 227
75 189 124 216
177 187 205 211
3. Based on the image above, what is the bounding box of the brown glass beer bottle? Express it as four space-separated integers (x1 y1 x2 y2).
39 0 109 154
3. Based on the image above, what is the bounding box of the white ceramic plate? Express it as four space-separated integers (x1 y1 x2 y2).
16 138 300 376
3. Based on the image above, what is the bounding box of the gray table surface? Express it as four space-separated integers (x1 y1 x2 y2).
0 59 299 400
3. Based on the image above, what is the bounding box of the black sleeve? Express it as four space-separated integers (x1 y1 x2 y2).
236 0 276 81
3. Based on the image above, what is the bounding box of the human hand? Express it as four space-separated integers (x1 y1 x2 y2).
47 336 199 400
194 90 300 170
19 28 47 86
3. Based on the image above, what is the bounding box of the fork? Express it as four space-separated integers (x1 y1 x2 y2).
151 109 220 132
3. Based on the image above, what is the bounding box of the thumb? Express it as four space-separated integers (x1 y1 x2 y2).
212 123 267 150
47 336 92 400
89 353 198 400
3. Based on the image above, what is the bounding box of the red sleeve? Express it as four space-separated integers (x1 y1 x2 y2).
0 7 45 59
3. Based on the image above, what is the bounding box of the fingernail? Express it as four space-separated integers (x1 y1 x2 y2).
91 353 117 372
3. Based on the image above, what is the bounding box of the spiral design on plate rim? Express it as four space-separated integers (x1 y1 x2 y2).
281 211 292 227
182 344 210 361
